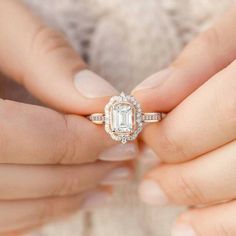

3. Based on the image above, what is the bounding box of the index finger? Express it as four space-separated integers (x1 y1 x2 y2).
0 100 137 164
141 59 236 163
0 0 117 115
132 7 236 112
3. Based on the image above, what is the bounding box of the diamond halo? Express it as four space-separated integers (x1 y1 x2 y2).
104 92 143 144
88 92 163 144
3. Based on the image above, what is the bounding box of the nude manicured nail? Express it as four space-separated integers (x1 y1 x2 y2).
100 167 132 185
74 70 118 98
172 224 197 236
81 191 111 210
133 68 172 92
99 143 138 161
138 179 168 205
139 146 161 166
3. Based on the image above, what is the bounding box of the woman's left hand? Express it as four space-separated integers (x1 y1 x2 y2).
133 7 236 236
0 1 136 235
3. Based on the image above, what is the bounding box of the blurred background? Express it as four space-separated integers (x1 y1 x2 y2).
1 0 232 235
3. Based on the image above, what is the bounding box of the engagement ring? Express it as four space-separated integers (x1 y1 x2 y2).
88 92 163 144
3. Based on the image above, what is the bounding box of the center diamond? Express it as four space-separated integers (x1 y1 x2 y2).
111 103 134 133
104 92 143 143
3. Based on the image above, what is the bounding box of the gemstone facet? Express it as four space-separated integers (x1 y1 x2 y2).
104 92 143 143
111 103 134 133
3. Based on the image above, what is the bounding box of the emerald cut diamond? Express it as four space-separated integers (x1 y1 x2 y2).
111 103 134 133
104 92 143 143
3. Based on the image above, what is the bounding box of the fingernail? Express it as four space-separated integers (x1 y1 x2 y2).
172 224 197 236
74 70 118 98
100 167 132 185
138 179 168 206
139 146 161 166
81 191 111 210
133 68 172 92
138 147 161 178
99 143 138 161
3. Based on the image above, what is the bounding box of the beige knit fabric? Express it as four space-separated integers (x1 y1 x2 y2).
20 1 232 235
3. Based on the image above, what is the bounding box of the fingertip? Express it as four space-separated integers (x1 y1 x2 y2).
32 68 118 115
132 69 171 93
171 223 197 236
172 211 198 236
133 89 175 112
138 179 169 206
132 69 173 112
74 69 119 99
80 190 112 211
98 143 138 161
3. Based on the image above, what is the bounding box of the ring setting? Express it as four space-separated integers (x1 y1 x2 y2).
88 92 162 144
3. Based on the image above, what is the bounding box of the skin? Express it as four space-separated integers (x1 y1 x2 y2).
2 0 236 236
0 0 131 234
133 6 236 236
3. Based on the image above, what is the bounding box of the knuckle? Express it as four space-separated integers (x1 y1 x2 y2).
53 172 79 196
57 115 98 164
38 199 55 223
0 100 15 160
216 223 232 236
56 115 78 164
158 123 188 162
174 172 205 205
30 25 69 56
172 26 221 69
214 69 236 125
198 26 221 49
51 115 99 164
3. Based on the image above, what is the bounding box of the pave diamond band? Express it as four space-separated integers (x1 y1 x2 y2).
88 113 105 124
88 112 162 124
88 92 163 143
142 113 162 123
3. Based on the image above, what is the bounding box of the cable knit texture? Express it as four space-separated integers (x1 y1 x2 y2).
22 0 232 235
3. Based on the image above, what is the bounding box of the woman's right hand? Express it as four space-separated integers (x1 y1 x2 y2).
0 1 137 235
133 6 236 236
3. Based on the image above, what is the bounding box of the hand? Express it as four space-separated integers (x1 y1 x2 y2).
133 7 236 236
0 1 137 235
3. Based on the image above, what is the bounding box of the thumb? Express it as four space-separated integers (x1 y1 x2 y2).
132 7 236 112
0 0 118 115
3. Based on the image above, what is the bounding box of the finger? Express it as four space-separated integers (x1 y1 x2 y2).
132 7 236 112
172 200 236 236
0 100 137 164
139 140 236 206
0 190 110 235
140 58 236 163
4 224 44 236
0 161 131 200
2 187 112 236
0 0 118 115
